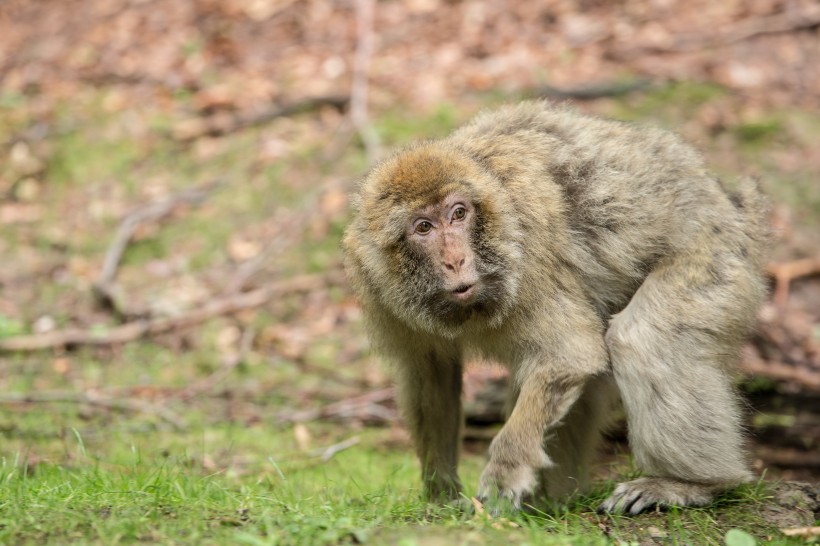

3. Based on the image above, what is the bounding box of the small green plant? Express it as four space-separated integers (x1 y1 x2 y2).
725 528 757 546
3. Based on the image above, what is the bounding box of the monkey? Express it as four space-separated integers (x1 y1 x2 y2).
342 101 770 515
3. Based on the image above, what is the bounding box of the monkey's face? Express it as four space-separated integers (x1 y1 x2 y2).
396 192 515 334
344 144 523 337
407 193 480 305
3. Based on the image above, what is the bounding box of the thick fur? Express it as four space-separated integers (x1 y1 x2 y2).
343 101 769 513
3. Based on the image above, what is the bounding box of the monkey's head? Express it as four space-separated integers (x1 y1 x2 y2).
344 142 523 337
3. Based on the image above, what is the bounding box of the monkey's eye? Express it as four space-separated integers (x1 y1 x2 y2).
415 221 433 235
452 206 467 221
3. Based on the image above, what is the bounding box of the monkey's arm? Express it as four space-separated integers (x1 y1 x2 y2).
478 368 586 508
478 311 608 509
394 346 464 501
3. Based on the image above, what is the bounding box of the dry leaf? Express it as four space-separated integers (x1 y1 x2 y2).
293 423 312 451
52 358 70 375
228 235 261 262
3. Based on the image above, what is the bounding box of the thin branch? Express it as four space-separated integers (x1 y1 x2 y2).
0 391 186 429
350 0 380 164
720 7 820 45
535 79 653 101
781 527 820 538
311 436 361 462
741 351 820 391
278 387 396 424
94 179 223 316
756 447 820 469
224 208 312 294
0 271 344 352
178 327 255 400
173 95 349 141
224 173 352 295
766 257 820 308
613 7 820 57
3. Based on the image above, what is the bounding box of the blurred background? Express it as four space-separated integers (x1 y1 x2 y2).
0 0 818 485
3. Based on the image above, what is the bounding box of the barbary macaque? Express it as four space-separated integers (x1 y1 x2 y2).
342 101 769 514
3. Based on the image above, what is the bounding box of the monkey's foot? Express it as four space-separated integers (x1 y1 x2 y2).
598 477 718 515
423 476 463 505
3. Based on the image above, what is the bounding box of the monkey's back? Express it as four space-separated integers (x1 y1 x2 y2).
447 102 769 319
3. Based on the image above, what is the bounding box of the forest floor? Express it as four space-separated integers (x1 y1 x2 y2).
0 0 818 544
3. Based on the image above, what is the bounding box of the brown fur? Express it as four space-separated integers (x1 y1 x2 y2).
343 101 769 514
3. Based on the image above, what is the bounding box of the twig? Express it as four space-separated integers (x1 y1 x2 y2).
278 387 396 423
173 95 349 141
224 171 351 294
178 327 256 400
535 79 653 101
781 527 820 538
766 258 820 308
0 391 186 429
756 448 820 469
311 436 361 462
94 179 223 316
0 271 344 352
741 350 820 391
720 7 820 45
350 0 380 164
224 207 313 294
614 7 820 57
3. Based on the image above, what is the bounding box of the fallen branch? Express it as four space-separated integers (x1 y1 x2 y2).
179 326 256 400
781 526 820 538
766 257 820 308
0 271 344 352
740 351 820 391
535 79 653 101
173 95 349 141
278 387 396 424
720 7 820 45
311 436 361 462
0 390 186 429
614 7 820 57
94 179 223 316
756 447 820 469
224 207 315 294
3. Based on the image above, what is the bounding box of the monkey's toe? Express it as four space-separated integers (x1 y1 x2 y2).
598 486 659 515
598 477 717 515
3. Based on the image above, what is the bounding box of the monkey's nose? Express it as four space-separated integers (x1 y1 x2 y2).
442 256 466 273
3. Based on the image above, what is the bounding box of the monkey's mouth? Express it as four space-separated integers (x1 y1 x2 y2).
449 283 476 302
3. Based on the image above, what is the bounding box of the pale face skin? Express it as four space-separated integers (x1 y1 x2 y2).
406 193 480 305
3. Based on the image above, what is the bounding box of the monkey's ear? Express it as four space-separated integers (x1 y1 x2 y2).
348 190 363 211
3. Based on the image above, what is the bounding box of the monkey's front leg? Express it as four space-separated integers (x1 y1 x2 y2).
394 349 464 501
478 368 586 509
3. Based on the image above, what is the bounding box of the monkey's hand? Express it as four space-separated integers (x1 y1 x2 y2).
477 433 553 511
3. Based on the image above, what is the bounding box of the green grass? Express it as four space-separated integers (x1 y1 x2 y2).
0 418 806 545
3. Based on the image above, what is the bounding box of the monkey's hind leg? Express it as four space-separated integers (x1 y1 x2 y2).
600 250 762 515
